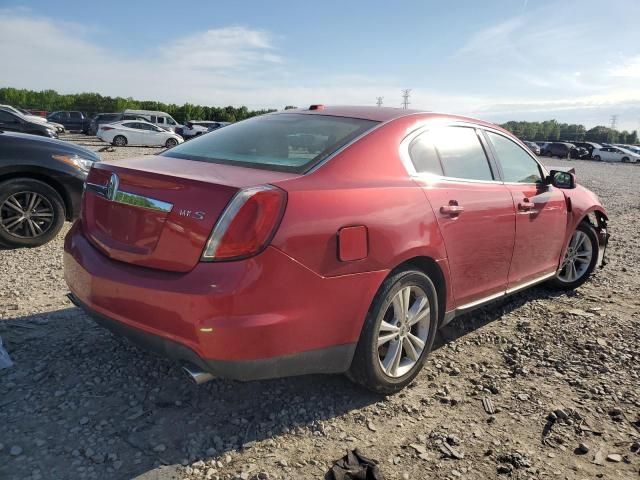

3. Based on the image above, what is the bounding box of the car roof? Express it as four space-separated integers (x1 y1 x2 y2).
271 106 504 129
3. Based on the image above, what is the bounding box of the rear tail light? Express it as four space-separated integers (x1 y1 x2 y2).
100 126 114 131
201 185 286 261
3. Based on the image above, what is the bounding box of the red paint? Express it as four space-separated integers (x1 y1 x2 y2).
64 107 607 370
338 226 368 261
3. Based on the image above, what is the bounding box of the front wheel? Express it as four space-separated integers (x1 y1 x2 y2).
593 155 601 161
165 138 178 148
547 222 599 290
621 157 629 163
348 268 439 394
0 179 66 248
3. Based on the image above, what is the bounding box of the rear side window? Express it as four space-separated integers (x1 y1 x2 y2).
163 113 378 173
408 131 443 175
70 112 82 119
486 131 542 183
431 127 493 181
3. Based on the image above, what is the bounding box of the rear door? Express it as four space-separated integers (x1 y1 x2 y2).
139 122 164 146
121 122 143 144
68 112 82 130
407 125 516 306
610 148 624 162
484 130 567 287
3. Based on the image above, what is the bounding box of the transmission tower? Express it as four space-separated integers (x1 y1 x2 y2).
376 96 384 107
609 115 618 130
401 89 412 109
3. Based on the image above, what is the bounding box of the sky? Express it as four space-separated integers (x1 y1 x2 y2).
1 0 640 130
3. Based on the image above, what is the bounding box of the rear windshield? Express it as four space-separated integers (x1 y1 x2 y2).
162 113 378 173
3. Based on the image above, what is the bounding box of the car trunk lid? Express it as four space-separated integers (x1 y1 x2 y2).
82 155 299 272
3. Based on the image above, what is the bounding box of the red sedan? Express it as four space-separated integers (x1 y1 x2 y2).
64 106 609 393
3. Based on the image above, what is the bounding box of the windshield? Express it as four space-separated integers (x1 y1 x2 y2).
163 113 378 173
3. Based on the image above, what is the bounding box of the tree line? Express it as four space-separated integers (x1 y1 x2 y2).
1 87 638 144
0 87 276 123
500 120 638 145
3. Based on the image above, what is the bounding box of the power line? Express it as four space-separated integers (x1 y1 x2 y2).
376 96 384 107
401 89 411 109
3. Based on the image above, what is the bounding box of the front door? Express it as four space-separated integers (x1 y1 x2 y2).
408 126 516 306
0 110 25 132
484 131 568 287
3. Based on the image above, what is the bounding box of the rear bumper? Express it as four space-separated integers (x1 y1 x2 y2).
63 221 386 380
67 292 356 381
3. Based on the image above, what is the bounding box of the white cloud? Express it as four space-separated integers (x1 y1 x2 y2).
0 8 639 131
163 26 282 70
608 55 640 78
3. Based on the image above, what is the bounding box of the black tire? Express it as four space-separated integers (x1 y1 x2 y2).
593 155 601 161
622 157 629 163
165 138 178 148
348 268 439 394
0 178 66 248
547 222 599 290
113 135 127 147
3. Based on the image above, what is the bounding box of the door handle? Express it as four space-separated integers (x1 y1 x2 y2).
518 199 535 212
440 201 464 217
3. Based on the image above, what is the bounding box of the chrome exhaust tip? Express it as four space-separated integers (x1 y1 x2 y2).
182 364 215 385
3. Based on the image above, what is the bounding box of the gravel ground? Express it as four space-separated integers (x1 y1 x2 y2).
0 134 638 480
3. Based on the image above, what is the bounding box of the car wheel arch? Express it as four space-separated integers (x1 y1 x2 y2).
0 171 71 220
390 255 447 325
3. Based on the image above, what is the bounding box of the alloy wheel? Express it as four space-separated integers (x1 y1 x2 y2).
377 285 431 378
0 191 55 239
557 230 593 283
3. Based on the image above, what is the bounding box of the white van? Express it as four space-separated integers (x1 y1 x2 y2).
123 109 181 132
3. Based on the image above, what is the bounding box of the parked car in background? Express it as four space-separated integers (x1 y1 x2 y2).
0 105 65 133
65 106 609 393
592 146 640 163
0 131 99 248
523 141 541 155
97 120 184 147
542 142 588 159
123 109 181 132
571 142 602 159
181 121 230 138
0 109 58 138
88 113 147 135
47 111 90 133
614 144 640 155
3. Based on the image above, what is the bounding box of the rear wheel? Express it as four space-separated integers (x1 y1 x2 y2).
165 138 178 148
113 135 127 147
0 179 66 248
547 222 598 290
348 268 439 394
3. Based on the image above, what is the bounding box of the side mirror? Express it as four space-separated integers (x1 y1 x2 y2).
547 170 576 189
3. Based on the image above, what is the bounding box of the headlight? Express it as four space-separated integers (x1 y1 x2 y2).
52 154 96 172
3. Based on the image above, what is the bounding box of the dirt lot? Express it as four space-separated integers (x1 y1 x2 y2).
1 134 638 480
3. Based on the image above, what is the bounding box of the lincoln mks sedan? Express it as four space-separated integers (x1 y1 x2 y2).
64 106 609 393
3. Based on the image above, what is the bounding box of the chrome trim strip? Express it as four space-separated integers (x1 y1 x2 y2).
505 271 556 294
441 270 557 327
112 191 173 213
85 182 173 213
456 290 506 311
